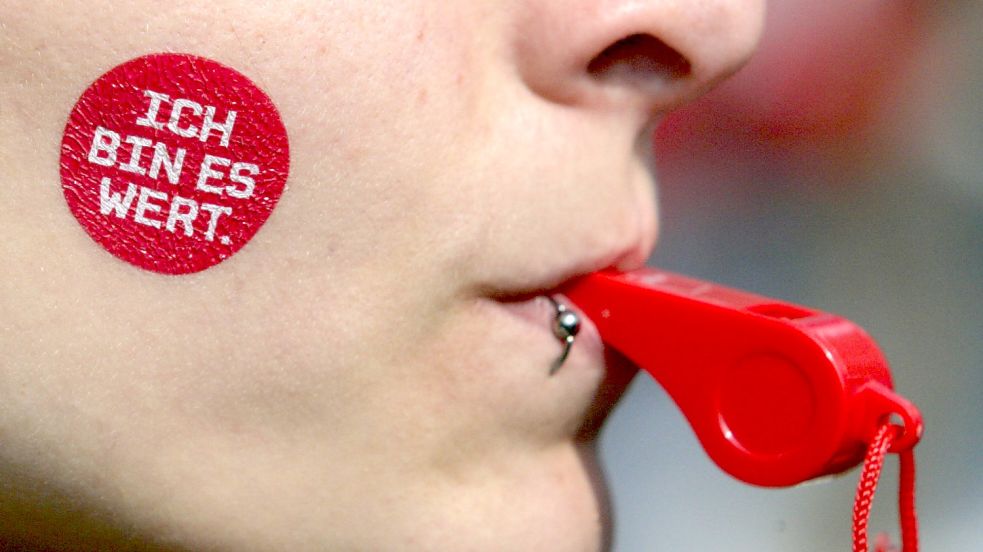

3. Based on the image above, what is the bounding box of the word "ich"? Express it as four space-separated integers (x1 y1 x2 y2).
135 90 237 148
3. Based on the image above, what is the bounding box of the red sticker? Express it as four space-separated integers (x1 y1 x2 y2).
60 53 289 274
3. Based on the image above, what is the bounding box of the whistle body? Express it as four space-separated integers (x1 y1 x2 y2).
562 269 923 487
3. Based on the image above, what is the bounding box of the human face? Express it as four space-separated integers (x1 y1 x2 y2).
0 1 763 550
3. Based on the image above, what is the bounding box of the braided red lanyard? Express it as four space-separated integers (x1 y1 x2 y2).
853 423 919 552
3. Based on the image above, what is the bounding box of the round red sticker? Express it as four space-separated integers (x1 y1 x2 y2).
60 53 289 274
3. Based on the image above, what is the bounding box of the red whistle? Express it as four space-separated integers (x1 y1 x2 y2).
562 268 923 487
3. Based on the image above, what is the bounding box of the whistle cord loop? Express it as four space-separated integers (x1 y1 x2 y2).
852 423 919 552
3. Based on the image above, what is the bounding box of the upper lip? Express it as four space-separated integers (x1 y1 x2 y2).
485 226 653 304
493 154 658 302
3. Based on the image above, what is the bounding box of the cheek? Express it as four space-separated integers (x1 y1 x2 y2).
237 2 496 287
209 7 517 404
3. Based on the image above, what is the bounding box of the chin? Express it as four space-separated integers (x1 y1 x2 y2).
418 440 611 552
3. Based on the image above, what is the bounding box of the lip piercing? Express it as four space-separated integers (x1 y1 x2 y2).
549 297 581 375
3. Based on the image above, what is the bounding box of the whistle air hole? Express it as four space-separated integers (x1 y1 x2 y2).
747 303 816 320
717 354 817 456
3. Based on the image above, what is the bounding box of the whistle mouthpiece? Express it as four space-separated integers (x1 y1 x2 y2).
561 269 923 487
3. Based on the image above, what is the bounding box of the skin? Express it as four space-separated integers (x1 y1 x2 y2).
0 1 763 550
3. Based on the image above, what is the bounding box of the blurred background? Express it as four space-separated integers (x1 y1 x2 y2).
599 1 982 550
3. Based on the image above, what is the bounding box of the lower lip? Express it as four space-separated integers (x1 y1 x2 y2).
494 292 637 444
493 294 605 371
492 293 639 442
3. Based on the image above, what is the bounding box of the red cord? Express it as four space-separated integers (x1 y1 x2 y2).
852 423 919 552
898 447 919 551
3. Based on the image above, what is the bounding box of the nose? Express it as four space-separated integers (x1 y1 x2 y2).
513 0 765 117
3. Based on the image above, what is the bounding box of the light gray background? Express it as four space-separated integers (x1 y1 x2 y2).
599 3 983 550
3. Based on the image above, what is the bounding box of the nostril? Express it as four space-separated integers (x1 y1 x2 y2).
587 33 692 85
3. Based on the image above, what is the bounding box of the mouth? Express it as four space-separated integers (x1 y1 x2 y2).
471 194 655 437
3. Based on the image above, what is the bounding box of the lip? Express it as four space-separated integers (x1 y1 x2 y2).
494 293 605 370
492 291 638 440
478 196 655 438
479 233 652 307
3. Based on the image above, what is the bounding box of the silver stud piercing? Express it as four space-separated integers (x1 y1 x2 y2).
549 297 581 375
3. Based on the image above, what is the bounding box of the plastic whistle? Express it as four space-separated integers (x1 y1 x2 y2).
561 268 923 487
